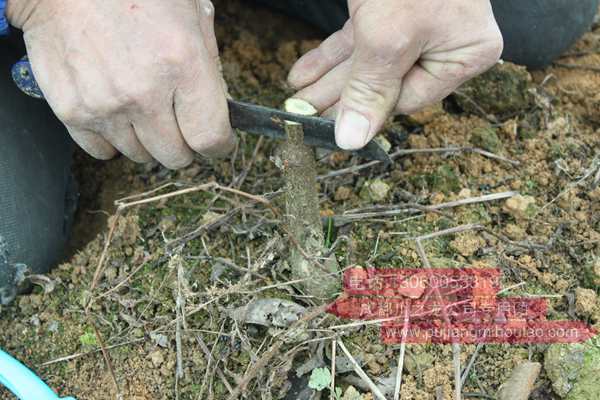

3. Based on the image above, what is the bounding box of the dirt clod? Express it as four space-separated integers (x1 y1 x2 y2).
456 62 534 118
360 179 391 202
503 194 537 220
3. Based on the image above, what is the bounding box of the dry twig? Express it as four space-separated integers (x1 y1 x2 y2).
337 338 387 400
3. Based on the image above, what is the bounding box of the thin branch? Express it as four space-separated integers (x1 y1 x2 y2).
426 191 518 211
413 224 484 242
330 338 337 400
317 146 520 180
415 238 464 400
393 301 410 400
461 343 484 388
91 322 122 398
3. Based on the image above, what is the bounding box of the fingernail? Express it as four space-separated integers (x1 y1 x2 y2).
335 109 371 150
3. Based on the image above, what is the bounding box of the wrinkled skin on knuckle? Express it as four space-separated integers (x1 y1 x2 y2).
353 3 417 58
52 100 87 127
157 30 198 67
345 73 395 111
355 23 412 65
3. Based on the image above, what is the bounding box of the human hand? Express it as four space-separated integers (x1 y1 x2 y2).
288 0 503 150
7 0 234 168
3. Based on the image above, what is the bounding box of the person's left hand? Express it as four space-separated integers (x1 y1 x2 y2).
287 0 503 151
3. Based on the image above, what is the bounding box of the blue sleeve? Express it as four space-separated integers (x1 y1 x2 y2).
0 0 9 36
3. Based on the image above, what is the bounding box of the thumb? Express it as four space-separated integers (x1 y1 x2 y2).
336 14 418 150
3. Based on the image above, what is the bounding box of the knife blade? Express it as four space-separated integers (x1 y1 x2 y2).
11 56 390 162
228 100 391 162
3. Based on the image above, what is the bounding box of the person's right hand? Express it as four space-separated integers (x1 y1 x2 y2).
7 0 234 169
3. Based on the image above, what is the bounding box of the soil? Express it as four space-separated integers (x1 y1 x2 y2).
1 2 599 400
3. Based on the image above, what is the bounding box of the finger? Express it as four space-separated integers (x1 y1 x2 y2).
66 125 118 160
288 21 354 89
194 0 233 96
175 79 235 158
394 64 465 115
294 59 351 112
194 0 219 59
395 49 501 115
99 115 153 163
336 12 420 150
132 104 194 169
347 0 370 16
175 44 235 158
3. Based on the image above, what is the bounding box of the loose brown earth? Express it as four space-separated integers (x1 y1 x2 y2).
1 2 599 400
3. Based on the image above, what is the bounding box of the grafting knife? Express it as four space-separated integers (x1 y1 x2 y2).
12 57 391 162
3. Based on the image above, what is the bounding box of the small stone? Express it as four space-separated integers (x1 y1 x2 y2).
373 135 392 153
149 350 165 367
341 386 363 400
503 195 536 220
470 126 502 152
335 186 353 201
500 119 518 141
505 224 526 241
47 320 60 333
365 355 383 376
404 352 435 376
458 188 472 198
180 163 201 179
360 179 390 202
575 288 597 317
450 232 485 257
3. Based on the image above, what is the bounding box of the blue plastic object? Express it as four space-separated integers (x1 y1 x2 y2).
0 0 9 36
0 349 76 400
11 56 44 98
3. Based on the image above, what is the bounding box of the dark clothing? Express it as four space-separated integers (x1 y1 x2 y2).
0 37 75 304
255 0 599 69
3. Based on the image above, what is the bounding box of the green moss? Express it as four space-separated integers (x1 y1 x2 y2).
470 127 502 153
455 62 533 118
545 340 600 400
582 258 600 292
411 165 461 195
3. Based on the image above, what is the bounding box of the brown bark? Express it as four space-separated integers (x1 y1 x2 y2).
281 99 339 301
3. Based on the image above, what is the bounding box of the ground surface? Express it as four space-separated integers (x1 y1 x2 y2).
1 2 599 400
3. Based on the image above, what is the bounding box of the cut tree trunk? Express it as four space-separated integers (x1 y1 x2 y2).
281 98 340 301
